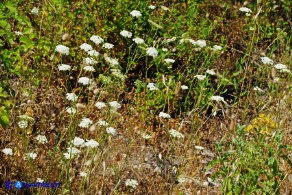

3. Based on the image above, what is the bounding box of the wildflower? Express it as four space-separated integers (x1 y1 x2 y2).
280 69 291 73
169 129 184 139
106 127 117 136
164 59 175 64
64 147 81 159
35 135 48 144
125 179 138 188
66 93 78 102
102 43 114 49
253 86 264 93
195 145 205 150
111 69 127 80
120 30 132 38
274 63 288 70
58 64 71 71
84 139 99 148
80 172 87 177
2 148 13 156
83 66 95 72
95 102 107 109
159 112 171 119
87 50 99 57
239 7 252 13
147 83 158 91
149 5 156 9
97 120 109 127
105 57 119 66
260 57 273 65
25 152 37 160
18 120 28 129
162 48 168 52
84 57 97 65
79 118 93 128
14 31 23 36
193 40 207 48
31 7 39 15
72 136 85 147
109 101 121 110
210 45 222 52
36 178 44 183
206 69 216 75
181 85 188 90
132 37 145 44
142 133 152 140
194 75 206 80
55 45 69 55
146 47 158 58
210 95 226 103
90 35 104 44
161 6 169 11
80 43 92 52
130 10 142 18
78 77 92 85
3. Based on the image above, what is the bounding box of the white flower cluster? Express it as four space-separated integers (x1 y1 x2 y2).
55 45 69 55
130 10 142 18
2 148 13 156
120 30 132 38
102 43 114 49
66 93 78 102
147 83 158 91
78 77 92 85
132 37 145 44
168 129 184 139
260 56 274 65
35 135 48 144
109 101 121 110
164 59 175 64
25 152 37 160
58 64 71 71
194 75 206 81
274 63 290 73
90 35 104 45
80 43 93 52
125 179 138 189
159 112 171 119
239 7 252 16
66 107 77 114
79 118 93 128
106 127 117 136
146 47 158 58
31 7 39 15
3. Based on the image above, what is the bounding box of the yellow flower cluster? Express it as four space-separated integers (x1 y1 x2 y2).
245 114 276 134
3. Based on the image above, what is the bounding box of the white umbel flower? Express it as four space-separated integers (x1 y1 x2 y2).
72 136 85 146
87 50 99 57
66 107 77 114
125 179 138 188
78 77 92 85
105 57 119 66
84 57 97 65
194 75 206 80
83 66 96 72
109 101 121 110
130 10 142 18
106 127 117 136
79 118 93 128
253 86 264 93
193 40 207 48
159 112 171 119
206 69 216 75
260 57 273 65
84 139 99 148
35 135 48 144
18 120 28 128
181 85 188 90
80 43 93 52
55 45 69 55
66 93 78 102
102 43 114 49
31 7 39 15
147 83 158 91
120 30 132 38
2 148 13 156
97 120 109 127
169 129 184 139
25 152 37 160
36 178 44 183
95 102 107 109
274 63 287 70
90 35 104 44
132 37 145 44
14 31 23 36
239 7 252 13
164 59 175 64
80 172 87 177
210 95 226 103
149 5 156 9
58 64 71 71
146 47 158 58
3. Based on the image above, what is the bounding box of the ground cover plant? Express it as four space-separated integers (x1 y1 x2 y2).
0 0 291 194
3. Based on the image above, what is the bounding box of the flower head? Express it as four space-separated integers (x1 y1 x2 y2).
78 77 92 85
125 179 138 188
72 136 85 147
169 129 184 139
106 127 117 136
66 107 77 114
260 57 273 65
87 50 99 57
164 59 175 64
2 148 13 156
66 93 78 102
146 47 158 58
274 63 287 70
84 139 99 148
120 30 132 38
80 43 93 52
210 95 225 103
194 75 206 81
83 66 96 72
130 10 142 18
147 83 158 91
84 57 97 65
95 102 107 109
31 7 39 15
206 69 216 75
80 172 87 177
159 112 171 119
132 37 145 44
35 135 48 144
79 118 93 128
97 120 109 127
55 45 69 55
102 43 114 49
25 152 37 160
18 120 28 128
239 7 252 13
149 5 156 10
90 35 104 45
14 31 23 36
109 101 121 110
181 85 188 90
58 64 71 71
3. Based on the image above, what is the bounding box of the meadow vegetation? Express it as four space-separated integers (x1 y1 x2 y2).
0 0 291 194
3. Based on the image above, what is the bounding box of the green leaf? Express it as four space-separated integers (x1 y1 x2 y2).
0 114 9 128
148 19 163 29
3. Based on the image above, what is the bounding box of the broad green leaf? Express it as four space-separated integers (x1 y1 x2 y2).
0 114 9 128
